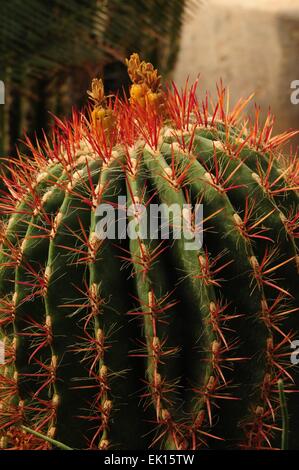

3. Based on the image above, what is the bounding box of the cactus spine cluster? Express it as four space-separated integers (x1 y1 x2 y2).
0 54 298 450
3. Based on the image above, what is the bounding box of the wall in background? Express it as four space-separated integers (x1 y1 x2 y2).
174 0 299 143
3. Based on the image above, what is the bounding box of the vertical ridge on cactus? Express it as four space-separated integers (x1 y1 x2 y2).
0 54 298 450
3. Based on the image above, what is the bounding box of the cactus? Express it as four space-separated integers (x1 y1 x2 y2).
0 53 298 450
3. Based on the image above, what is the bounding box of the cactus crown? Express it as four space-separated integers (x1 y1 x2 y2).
0 54 298 450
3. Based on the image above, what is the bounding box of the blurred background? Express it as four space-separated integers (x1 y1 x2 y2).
174 0 299 145
1 0 299 158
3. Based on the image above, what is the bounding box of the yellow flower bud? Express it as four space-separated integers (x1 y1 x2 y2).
130 83 147 107
92 107 116 132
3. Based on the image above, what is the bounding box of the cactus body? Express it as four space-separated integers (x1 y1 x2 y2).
0 56 298 450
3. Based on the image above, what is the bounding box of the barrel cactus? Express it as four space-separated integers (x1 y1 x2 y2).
0 53 298 450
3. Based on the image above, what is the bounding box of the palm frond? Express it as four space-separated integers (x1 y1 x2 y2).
0 0 197 80
0 0 199 155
